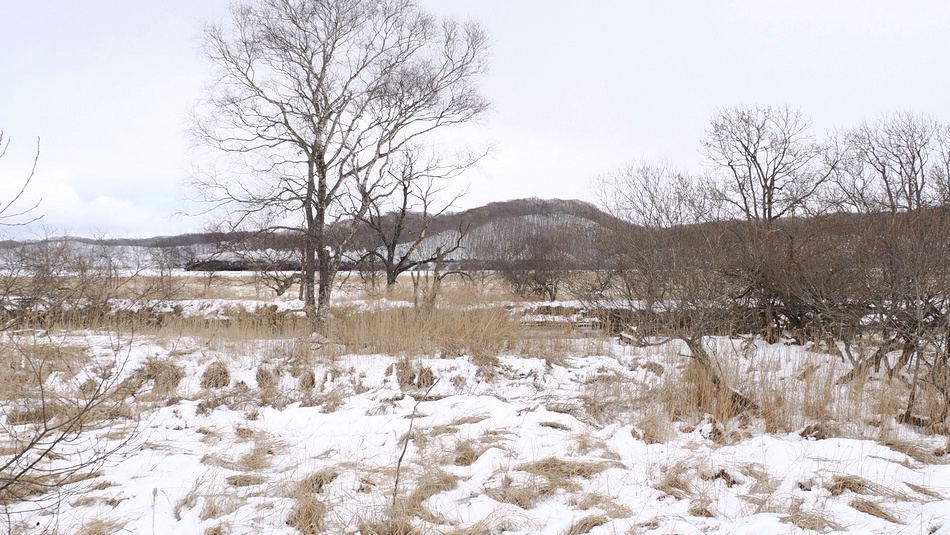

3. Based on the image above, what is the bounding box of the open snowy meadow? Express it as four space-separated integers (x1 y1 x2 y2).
3 272 949 535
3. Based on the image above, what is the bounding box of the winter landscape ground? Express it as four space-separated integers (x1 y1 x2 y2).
2 270 949 535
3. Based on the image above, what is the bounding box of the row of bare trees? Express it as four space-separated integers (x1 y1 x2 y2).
589 106 950 423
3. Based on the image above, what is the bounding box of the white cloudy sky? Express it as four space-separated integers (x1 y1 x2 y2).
2 1 949 237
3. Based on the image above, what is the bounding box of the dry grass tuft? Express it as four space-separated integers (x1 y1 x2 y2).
286 496 327 535
297 469 339 494
636 412 674 445
226 474 265 487
201 361 231 389
580 372 637 424
568 492 632 519
487 457 615 510
204 525 229 535
564 514 609 535
780 511 845 532
452 439 485 467
655 461 692 500
358 516 420 535
200 493 243 521
687 498 715 518
486 473 549 509
121 357 185 399
825 474 907 500
403 469 460 523
849 498 903 524
519 457 614 481
904 482 942 500
256 366 278 389
394 358 436 390
882 438 946 465
76 518 126 535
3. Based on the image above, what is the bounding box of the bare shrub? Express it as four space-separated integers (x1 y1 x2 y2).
0 335 135 512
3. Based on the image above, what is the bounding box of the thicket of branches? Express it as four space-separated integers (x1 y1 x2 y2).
587 107 950 425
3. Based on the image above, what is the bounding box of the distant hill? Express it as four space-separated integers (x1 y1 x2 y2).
0 198 629 270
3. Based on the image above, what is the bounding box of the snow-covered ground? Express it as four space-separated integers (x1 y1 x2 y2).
4 292 950 534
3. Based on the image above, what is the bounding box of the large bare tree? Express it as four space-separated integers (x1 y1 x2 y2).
703 105 832 223
191 0 489 330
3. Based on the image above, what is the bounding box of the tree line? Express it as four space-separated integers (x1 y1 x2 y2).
582 106 950 424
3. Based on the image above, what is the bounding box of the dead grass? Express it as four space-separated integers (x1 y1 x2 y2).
296 469 339 494
327 305 519 359
564 514 609 535
201 361 231 389
780 510 845 532
568 492 632 519
904 482 943 500
882 438 947 465
487 457 616 510
849 498 903 524
394 358 436 390
287 496 328 535
226 474 266 487
76 518 126 535
121 356 185 399
655 460 692 500
402 468 460 523
825 474 908 500
452 439 486 466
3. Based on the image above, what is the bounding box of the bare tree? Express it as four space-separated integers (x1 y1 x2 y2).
592 160 712 228
835 112 950 213
704 105 832 223
591 162 756 416
191 0 489 331
353 147 471 287
0 131 42 228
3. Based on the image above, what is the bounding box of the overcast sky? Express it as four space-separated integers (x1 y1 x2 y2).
2 1 949 237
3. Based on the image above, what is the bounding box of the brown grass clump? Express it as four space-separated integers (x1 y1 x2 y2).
121 357 185 399
486 474 548 510
204 525 229 535
76 518 126 535
256 366 278 389
687 498 715 518
635 412 675 445
904 482 942 500
403 469 460 523
287 496 327 535
226 474 265 487
568 492 632 519
655 461 692 500
487 458 615 510
519 457 614 481
564 514 609 535
882 438 946 465
849 498 903 524
201 361 231 389
200 493 243 521
452 439 485 466
780 511 845 532
394 358 436 390
358 516 420 535
825 474 907 500
580 372 637 424
297 469 339 494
